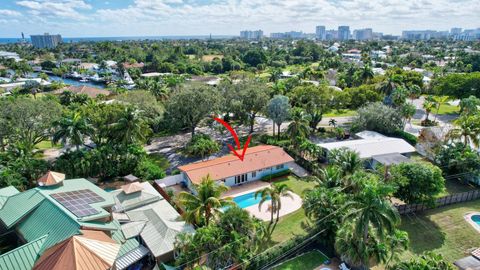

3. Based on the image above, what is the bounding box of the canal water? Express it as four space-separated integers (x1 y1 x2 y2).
32 72 107 89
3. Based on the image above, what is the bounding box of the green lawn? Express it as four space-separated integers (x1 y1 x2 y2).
436 103 459 115
35 140 60 150
398 199 480 262
324 109 357 117
272 250 329 270
147 153 171 171
270 176 316 243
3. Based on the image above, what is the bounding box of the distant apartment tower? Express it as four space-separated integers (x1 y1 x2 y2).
30 33 62 49
451 28 462 35
270 32 286 39
353 28 373 40
401 30 448 40
316 25 326 40
338 26 350 41
325 30 338 41
240 30 263 40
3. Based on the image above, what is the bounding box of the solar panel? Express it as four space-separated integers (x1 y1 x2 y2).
51 189 105 218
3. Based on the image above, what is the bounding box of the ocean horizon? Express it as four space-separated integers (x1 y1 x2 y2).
0 35 237 44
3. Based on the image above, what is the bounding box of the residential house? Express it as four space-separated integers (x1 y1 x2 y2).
178 145 294 191
318 131 416 168
0 172 143 270
111 181 195 263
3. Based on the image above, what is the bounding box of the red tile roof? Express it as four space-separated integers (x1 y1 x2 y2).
178 145 293 185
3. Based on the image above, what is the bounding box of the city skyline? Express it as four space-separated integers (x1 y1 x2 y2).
0 0 479 37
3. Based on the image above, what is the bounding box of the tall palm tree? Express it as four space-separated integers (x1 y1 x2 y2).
255 184 293 234
52 112 91 151
358 65 374 84
178 175 234 226
286 108 309 145
344 185 400 243
448 114 480 148
110 106 150 145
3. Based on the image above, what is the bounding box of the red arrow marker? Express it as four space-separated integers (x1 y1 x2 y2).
213 117 252 161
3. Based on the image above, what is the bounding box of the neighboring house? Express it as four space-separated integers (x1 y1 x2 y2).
53 85 111 98
111 182 195 263
0 172 142 270
318 131 416 168
178 145 294 190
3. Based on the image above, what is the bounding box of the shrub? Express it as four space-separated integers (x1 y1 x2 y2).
184 134 220 158
350 102 403 135
261 169 291 181
135 158 165 181
435 143 480 182
392 130 418 146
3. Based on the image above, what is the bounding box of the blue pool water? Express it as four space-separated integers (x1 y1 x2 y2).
471 215 480 226
233 191 271 209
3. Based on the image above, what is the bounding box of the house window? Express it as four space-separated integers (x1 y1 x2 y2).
252 171 257 178
235 175 241 184
276 164 284 170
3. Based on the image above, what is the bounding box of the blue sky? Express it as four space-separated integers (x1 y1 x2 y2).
0 0 479 37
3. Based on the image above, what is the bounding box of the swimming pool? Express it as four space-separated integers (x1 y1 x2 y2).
233 191 271 209
471 215 480 226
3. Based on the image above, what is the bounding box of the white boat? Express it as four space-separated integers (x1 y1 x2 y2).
71 71 82 79
79 77 89 82
89 73 104 82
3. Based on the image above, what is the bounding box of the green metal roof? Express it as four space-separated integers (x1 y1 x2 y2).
0 186 20 209
111 220 141 257
17 199 81 253
79 220 117 231
37 179 114 222
0 235 47 270
0 189 45 228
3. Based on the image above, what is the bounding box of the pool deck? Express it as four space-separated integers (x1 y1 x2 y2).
244 191 302 221
221 181 270 199
464 212 480 233
221 181 303 221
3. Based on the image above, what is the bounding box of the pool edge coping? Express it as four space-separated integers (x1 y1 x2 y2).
464 212 480 233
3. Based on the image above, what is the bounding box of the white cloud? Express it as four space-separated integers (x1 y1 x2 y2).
1 0 479 36
0 9 21 16
16 0 92 20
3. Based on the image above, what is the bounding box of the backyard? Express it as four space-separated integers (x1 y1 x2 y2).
272 250 329 270
270 176 316 243
398 199 480 262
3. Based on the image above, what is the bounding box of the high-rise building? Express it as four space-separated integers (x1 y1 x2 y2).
316 25 326 40
30 33 62 49
240 30 263 40
338 26 350 41
353 28 373 40
325 30 337 41
451 28 462 35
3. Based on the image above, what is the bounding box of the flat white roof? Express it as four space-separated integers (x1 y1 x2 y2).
355 130 387 140
319 138 416 159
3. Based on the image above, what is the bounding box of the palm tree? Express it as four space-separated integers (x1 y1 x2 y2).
286 108 309 145
448 114 480 148
358 65 374 84
432 95 450 122
52 112 91 151
344 185 400 243
269 68 282 83
422 96 437 123
378 75 398 96
110 106 150 145
178 175 234 226
255 184 293 234
328 118 337 128
328 148 363 176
